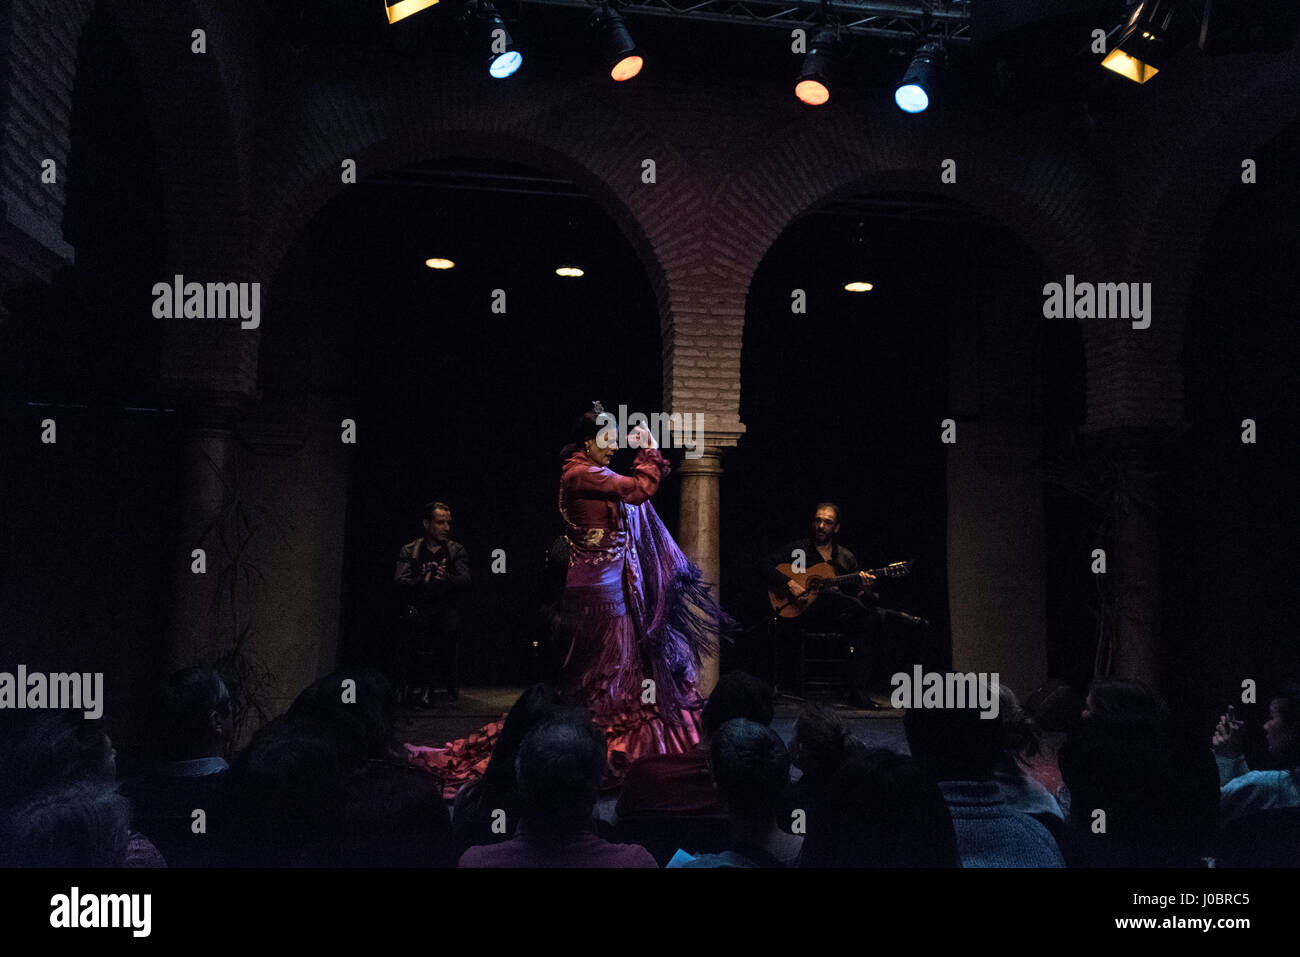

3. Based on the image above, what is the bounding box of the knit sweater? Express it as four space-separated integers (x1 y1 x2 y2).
939 780 1065 868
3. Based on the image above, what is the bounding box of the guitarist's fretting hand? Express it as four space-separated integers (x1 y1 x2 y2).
859 569 877 593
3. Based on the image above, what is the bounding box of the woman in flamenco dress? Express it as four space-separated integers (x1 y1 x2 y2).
409 404 725 793
555 405 723 779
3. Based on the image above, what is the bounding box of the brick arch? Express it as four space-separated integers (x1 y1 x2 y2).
249 78 708 359
686 109 1115 439
707 105 1113 294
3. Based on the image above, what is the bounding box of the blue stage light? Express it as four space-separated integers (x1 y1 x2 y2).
490 49 522 77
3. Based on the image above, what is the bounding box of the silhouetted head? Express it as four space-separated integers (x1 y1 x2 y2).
0 711 115 806
904 705 1004 781
287 667 402 767
708 719 790 824
516 713 607 839
701 672 774 737
791 703 860 780
156 666 232 761
799 749 960 867
1081 677 1169 726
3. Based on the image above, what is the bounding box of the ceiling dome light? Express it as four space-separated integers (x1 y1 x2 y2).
895 41 942 113
795 25 840 106
592 4 642 81
556 266 585 277
844 281 873 293
425 258 455 270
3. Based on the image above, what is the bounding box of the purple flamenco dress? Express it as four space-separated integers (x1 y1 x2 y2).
405 445 724 796
558 445 723 781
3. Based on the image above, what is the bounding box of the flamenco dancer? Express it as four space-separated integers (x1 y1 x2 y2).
556 404 723 778
409 403 725 793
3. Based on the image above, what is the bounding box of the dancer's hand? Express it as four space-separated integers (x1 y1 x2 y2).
628 424 657 449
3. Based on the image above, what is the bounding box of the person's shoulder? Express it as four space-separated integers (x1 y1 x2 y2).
458 838 522 868
398 538 421 557
597 840 658 868
562 456 606 480
1223 769 1296 792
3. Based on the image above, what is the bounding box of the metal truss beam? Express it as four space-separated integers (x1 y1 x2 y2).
516 0 972 43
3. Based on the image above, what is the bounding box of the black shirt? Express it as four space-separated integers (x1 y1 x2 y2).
761 537 864 597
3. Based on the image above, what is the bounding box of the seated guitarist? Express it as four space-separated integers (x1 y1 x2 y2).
761 502 881 709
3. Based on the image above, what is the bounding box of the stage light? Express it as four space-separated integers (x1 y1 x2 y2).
844 220 875 294
467 1 522 78
556 266 585 277
384 0 439 25
895 42 941 113
425 258 455 269
795 25 840 106
1100 0 1184 84
592 3 642 81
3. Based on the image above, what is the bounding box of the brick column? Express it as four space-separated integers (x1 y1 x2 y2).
676 448 725 694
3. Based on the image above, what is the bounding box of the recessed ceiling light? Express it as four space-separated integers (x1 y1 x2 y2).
425 258 455 269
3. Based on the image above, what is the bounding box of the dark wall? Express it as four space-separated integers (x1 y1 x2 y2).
262 172 665 686
1166 117 1300 722
0 3 171 753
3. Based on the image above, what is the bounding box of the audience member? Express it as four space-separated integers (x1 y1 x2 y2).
905 704 1064 868
994 685 1064 822
0 710 165 866
1058 677 1217 867
616 671 774 821
799 748 960 867
782 703 866 831
668 719 802 867
459 713 656 867
119 666 233 867
0 781 132 868
1212 682 1300 822
452 683 579 857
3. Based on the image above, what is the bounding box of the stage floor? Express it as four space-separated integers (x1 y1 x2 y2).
399 687 907 753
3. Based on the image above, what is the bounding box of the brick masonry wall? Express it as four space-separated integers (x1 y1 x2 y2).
2 6 1299 429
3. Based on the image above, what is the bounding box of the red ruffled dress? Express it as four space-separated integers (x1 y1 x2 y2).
557 446 715 780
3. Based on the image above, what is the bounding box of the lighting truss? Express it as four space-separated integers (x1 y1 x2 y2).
511 0 972 44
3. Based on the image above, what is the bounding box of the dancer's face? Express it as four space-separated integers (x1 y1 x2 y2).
586 427 617 467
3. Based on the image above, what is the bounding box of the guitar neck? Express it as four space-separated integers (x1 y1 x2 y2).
823 565 903 586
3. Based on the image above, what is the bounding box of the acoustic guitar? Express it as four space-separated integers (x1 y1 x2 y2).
768 560 912 619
